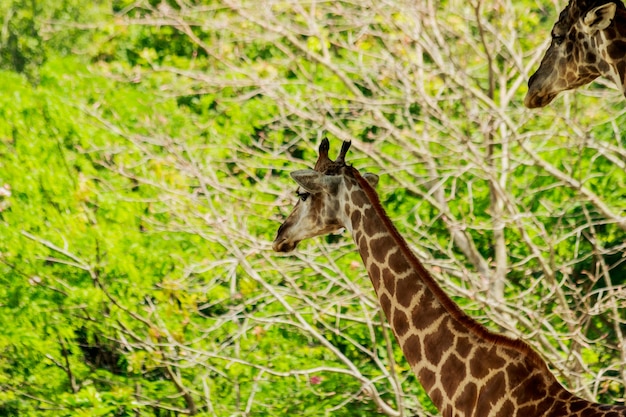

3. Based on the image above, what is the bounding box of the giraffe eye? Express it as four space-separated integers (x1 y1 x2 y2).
553 35 565 45
296 191 310 202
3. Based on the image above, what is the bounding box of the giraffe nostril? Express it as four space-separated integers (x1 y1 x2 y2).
272 239 284 252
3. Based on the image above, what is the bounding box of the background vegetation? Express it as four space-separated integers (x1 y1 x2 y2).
1 0 625 416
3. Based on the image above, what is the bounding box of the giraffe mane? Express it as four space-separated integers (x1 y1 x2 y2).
349 166 551 371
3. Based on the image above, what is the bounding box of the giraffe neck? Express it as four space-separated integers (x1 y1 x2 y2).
344 168 571 416
607 9 626 94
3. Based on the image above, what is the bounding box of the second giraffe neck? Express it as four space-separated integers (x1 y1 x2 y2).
345 168 565 416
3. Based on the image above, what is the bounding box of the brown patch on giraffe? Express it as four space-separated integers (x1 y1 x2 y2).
388 249 410 275
618 19 626 36
356 233 369 260
607 26 618 38
440 354 465 399
350 188 368 208
455 382 478 415
586 51 597 62
449 316 469 334
475 371 506 417
423 318 453 365
548 400 568 416
454 335 473 358
379 292 392 318
368 263 381 293
485 371 506 396
504 360 532 388
382 268 396 295
418 368 436 391
371 235 394 264
362 207 378 236
617 18 626 36
536 397 558 415
396 274 420 308
552 381 570 399
350 210 362 230
403 334 422 364
512 371 548 405
469 346 506 379
570 399 589 413
429 387 444 410
566 69 577 81
608 40 626 60
411 293 443 330
392 308 409 338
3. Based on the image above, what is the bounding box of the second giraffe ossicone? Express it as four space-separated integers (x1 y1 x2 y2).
525 0 626 108
273 139 626 416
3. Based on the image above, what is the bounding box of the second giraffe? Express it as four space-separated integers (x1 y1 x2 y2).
525 0 626 108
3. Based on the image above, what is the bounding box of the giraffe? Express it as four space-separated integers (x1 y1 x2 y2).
524 0 626 108
273 139 626 416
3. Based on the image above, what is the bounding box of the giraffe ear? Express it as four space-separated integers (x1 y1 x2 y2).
582 2 616 33
362 173 379 188
290 170 341 193
291 170 324 193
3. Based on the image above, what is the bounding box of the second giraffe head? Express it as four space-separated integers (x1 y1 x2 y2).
525 0 624 108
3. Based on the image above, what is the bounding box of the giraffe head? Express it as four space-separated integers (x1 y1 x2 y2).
273 139 378 252
525 0 621 108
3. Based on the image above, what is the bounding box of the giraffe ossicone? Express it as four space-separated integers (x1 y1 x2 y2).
273 139 626 416
525 0 626 108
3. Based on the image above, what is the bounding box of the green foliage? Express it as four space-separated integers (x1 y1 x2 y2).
0 0 108 82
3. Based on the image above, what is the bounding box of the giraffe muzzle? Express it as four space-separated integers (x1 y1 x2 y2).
524 90 558 109
272 237 299 252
